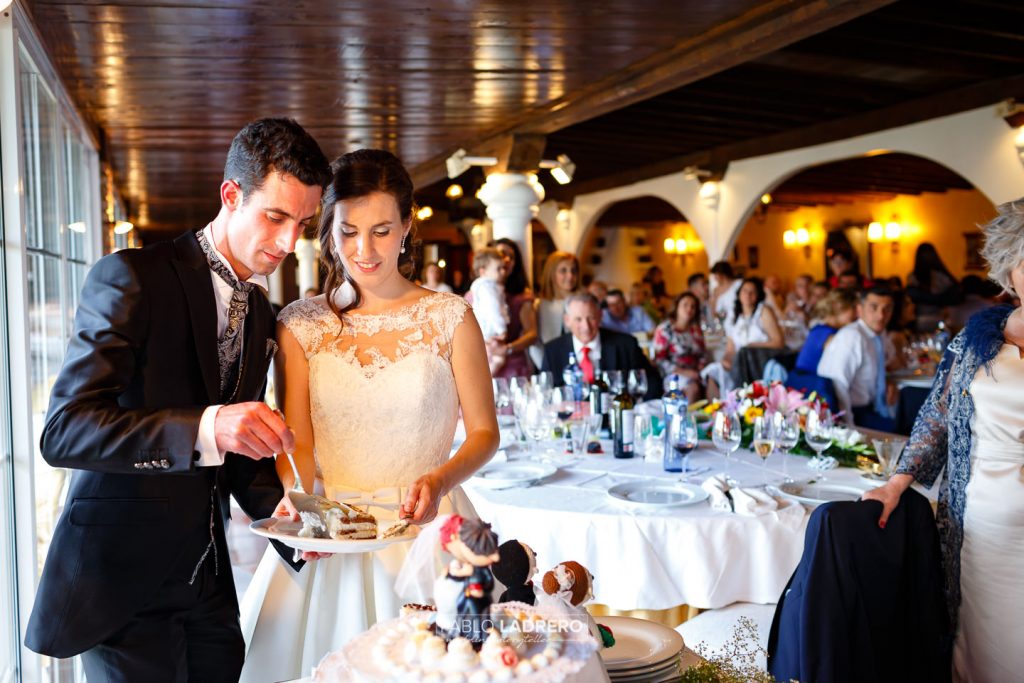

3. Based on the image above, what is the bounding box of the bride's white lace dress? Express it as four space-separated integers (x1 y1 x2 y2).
239 291 475 682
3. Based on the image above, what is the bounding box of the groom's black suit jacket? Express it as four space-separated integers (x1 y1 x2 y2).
26 230 293 659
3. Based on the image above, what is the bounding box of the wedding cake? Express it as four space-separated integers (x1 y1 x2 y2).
312 603 598 683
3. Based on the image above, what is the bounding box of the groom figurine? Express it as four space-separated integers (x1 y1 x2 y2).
24 118 331 681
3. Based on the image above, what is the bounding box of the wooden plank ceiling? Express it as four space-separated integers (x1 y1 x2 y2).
26 0 1024 241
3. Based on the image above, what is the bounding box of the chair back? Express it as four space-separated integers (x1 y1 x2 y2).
785 369 838 411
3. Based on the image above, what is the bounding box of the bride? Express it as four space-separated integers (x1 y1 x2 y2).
239 149 499 681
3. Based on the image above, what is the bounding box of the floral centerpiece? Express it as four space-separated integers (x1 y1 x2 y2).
698 380 874 467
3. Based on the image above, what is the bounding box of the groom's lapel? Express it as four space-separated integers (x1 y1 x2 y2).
171 230 221 405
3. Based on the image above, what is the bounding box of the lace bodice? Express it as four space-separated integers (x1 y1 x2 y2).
279 292 470 492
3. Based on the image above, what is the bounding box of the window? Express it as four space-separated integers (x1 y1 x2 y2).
11 38 99 683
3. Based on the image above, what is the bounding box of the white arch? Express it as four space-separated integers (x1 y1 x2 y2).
716 104 1024 261
562 174 720 256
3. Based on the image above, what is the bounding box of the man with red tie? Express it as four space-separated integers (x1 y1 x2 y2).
541 292 661 400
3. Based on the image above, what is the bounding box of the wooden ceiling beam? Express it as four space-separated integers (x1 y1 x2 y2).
410 0 895 188
551 72 1024 200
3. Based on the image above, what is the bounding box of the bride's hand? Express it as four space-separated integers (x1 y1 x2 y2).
273 494 298 520
403 471 447 524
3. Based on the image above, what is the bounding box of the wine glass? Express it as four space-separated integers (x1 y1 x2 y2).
805 408 834 480
522 399 552 460
752 414 776 486
666 412 699 474
532 371 554 394
773 411 801 483
492 377 511 413
603 370 625 396
627 369 648 402
711 410 742 484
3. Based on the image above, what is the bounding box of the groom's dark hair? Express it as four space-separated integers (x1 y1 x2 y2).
223 118 331 200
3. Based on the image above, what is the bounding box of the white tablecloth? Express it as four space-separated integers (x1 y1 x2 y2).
464 441 933 612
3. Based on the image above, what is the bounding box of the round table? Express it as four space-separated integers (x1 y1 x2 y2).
463 440 915 613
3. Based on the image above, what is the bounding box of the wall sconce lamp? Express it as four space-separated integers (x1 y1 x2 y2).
867 220 902 253
783 226 811 257
445 184 464 199
113 220 134 235
446 148 576 184
416 206 434 221
665 237 699 257
698 181 720 209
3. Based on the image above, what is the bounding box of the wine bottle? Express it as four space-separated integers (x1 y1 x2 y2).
611 386 635 459
588 374 611 435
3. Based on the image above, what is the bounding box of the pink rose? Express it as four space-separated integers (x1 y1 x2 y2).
499 648 519 667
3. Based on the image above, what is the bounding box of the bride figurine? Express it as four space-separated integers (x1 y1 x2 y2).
239 149 499 682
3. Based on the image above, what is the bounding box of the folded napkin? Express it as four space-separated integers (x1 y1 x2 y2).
730 486 779 517
701 475 733 513
700 476 781 516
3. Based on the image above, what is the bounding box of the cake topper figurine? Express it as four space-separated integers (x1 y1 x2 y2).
541 560 615 647
492 539 538 605
435 515 500 646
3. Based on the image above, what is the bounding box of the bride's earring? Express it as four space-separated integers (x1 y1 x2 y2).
400 234 407 254
331 279 356 309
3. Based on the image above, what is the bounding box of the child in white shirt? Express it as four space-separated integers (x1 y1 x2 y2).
469 247 510 374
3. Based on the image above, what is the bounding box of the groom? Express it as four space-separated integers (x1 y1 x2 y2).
25 118 331 681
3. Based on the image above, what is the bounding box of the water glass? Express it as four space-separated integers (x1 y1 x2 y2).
603 370 625 395
665 413 699 473
566 419 590 455
871 437 908 479
492 377 511 413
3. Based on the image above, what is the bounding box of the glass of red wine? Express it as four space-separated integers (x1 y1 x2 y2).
665 412 698 473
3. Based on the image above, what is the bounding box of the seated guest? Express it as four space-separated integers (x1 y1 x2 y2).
807 280 830 321
710 261 741 322
630 281 663 323
794 289 858 374
836 271 864 292
828 247 872 290
541 292 661 401
701 277 785 397
587 279 609 307
652 292 706 403
816 287 897 430
602 288 655 334
688 272 711 324
642 265 672 316
763 274 785 315
785 274 814 323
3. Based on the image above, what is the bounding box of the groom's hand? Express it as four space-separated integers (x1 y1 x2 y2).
214 402 296 460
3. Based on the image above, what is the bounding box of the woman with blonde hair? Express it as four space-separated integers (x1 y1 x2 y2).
530 251 580 367
794 288 858 374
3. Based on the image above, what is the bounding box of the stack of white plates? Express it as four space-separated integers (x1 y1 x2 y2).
598 616 685 682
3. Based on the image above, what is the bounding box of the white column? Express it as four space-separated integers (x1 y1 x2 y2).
477 172 545 285
294 238 319 296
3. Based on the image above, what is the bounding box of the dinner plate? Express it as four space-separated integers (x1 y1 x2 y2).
606 481 709 508
249 517 418 554
598 616 685 671
772 480 866 506
609 654 682 680
470 461 558 489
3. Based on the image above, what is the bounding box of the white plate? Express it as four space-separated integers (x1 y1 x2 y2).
607 481 709 508
773 480 866 506
599 616 685 671
470 461 558 489
609 654 682 680
249 517 418 554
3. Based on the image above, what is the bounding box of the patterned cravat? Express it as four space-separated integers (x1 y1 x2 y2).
196 229 253 395
579 346 595 384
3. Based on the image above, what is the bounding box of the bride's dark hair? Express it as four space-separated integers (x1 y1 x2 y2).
318 149 421 322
